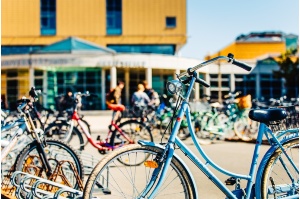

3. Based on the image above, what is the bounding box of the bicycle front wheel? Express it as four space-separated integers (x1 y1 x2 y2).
83 144 196 199
259 138 299 199
45 121 85 151
15 139 84 190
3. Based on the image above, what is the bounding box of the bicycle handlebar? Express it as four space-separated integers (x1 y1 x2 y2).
29 87 42 98
178 53 252 78
75 91 91 98
224 91 241 99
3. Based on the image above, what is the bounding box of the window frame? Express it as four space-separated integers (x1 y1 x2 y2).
40 0 56 36
166 17 176 28
106 0 122 35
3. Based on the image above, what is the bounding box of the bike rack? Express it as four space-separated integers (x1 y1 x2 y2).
11 171 83 199
76 150 100 175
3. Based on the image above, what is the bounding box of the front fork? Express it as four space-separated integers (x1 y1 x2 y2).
139 144 175 198
35 140 53 177
139 103 187 198
25 110 53 177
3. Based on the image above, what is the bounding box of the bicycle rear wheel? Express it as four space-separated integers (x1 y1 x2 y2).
118 120 153 143
83 144 196 199
259 138 299 199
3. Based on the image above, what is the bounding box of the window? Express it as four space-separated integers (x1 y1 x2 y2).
260 74 282 99
107 44 175 55
166 17 176 28
1 46 43 55
235 74 256 98
41 0 56 35
106 0 122 35
47 69 102 110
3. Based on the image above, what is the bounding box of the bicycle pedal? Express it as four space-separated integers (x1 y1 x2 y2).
98 149 107 155
225 177 236 185
95 181 111 195
102 188 111 195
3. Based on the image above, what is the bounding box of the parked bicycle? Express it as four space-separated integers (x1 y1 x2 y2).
1 89 84 198
45 91 154 154
83 53 299 199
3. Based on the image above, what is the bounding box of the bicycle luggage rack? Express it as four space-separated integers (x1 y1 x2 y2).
10 171 83 199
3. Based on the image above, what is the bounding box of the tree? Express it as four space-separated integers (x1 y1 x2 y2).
273 48 299 98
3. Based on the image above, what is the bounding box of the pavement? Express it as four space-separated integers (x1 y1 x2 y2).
76 111 273 198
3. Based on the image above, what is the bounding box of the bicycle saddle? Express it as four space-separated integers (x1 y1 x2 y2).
107 104 126 112
248 108 287 123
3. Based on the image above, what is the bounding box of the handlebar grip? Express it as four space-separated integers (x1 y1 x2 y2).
196 77 210 88
178 71 188 78
232 59 252 71
29 87 42 98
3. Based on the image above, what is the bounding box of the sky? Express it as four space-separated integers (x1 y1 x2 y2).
180 0 299 60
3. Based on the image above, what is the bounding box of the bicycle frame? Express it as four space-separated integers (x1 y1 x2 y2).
140 75 298 199
72 110 134 151
1 100 55 176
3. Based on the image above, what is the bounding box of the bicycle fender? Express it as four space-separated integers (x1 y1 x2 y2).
138 140 198 199
254 134 298 199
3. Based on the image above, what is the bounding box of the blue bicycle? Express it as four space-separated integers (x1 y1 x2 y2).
83 54 299 199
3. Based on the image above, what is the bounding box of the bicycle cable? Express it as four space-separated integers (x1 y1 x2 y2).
160 96 182 144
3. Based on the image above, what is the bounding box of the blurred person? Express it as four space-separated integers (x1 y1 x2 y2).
142 80 160 107
106 80 125 122
131 84 151 107
59 89 75 116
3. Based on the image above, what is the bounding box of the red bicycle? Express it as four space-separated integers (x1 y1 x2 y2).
45 92 153 154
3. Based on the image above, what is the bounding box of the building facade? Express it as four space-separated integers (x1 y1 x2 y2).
205 32 299 100
2 0 186 54
1 1 298 110
2 0 190 110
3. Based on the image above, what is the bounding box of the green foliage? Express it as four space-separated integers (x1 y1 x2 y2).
273 48 299 97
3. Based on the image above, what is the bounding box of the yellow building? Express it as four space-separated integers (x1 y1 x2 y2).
204 32 298 100
2 0 186 51
2 0 194 110
206 32 286 60
2 0 298 110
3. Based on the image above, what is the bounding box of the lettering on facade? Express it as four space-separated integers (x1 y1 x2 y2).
2 58 145 68
98 61 146 68
1 58 77 67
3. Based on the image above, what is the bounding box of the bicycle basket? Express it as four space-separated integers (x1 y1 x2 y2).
268 105 299 132
236 94 252 110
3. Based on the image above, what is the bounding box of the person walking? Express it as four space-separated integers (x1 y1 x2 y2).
106 80 125 122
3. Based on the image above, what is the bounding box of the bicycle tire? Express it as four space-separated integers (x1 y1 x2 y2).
83 144 196 199
178 126 194 141
118 119 153 144
234 117 259 141
258 138 299 199
14 139 84 197
45 121 85 151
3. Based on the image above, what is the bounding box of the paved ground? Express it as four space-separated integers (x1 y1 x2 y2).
79 111 272 198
